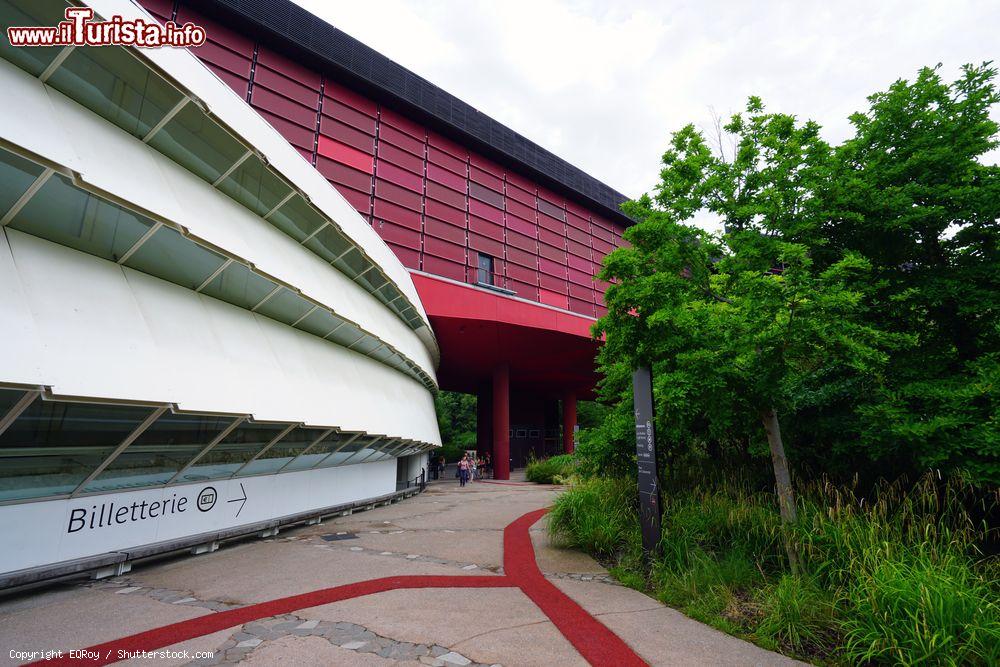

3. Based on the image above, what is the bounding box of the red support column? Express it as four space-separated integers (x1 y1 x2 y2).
492 364 510 480
476 385 492 456
562 392 577 454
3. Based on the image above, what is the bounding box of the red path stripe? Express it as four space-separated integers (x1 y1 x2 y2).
31 510 647 667
504 509 648 667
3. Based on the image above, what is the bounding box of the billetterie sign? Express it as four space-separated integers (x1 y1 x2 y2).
68 489 208 533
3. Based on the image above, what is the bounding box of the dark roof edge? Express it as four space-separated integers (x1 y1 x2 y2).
198 0 633 226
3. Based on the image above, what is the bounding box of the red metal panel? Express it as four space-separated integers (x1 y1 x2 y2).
316 156 372 192
539 273 568 294
592 237 613 254
193 41 252 78
539 288 568 309
469 182 503 208
380 108 426 140
538 213 565 235
566 225 590 244
506 183 535 207
373 198 421 230
334 184 372 215
505 246 538 269
140 0 173 21
427 147 466 175
505 214 536 238
469 199 502 225
538 242 566 264
506 262 537 284
425 181 466 210
374 220 421 250
317 137 373 174
592 225 614 243
568 267 594 286
506 230 537 252
205 64 248 99
427 163 466 191
387 242 420 269
509 280 539 301
320 117 375 153
469 232 503 257
255 47 321 88
539 257 567 278
566 212 589 231
566 200 591 220
567 254 591 273
537 198 566 221
324 80 377 116
537 227 564 248
505 197 534 221
425 216 466 244
295 146 312 162
567 238 591 259
505 171 535 191
374 179 421 212
568 298 596 317
568 282 594 301
377 142 424 174
252 86 317 129
176 7 253 55
425 199 465 227
322 100 376 136
256 108 315 151
422 255 466 282
469 216 503 242
470 166 502 191
427 131 467 159
253 66 320 110
595 303 609 318
377 161 422 193
379 124 424 156
470 153 503 177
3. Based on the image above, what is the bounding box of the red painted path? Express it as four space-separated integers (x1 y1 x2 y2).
32 508 646 667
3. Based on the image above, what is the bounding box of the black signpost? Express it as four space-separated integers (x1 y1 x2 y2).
632 366 662 561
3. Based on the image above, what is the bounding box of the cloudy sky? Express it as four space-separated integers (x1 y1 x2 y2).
293 0 998 205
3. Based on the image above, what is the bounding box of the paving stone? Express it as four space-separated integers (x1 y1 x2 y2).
173 596 198 604
235 638 263 648
419 657 445 667
297 619 320 630
439 652 472 666
461 564 478 570
340 640 367 650
115 586 141 594
431 645 451 657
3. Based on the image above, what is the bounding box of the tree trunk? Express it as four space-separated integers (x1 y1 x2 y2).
760 406 800 575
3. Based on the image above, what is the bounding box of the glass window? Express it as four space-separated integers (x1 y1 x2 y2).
350 336 383 356
357 268 389 293
0 399 152 501
477 253 494 285
0 150 45 215
86 412 234 492
147 103 247 183
280 430 350 471
124 225 227 290
200 261 276 310
8 174 154 261
296 308 344 338
237 426 329 476
217 155 292 217
303 224 352 263
332 247 368 277
254 287 313 324
0 0 69 77
47 46 183 139
327 321 364 348
316 433 372 468
175 421 289 483
268 195 325 242
0 388 29 424
375 284 399 305
343 436 385 464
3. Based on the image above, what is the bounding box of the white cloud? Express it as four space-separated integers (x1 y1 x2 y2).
293 0 1000 218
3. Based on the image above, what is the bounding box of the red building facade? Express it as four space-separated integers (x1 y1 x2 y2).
139 0 631 477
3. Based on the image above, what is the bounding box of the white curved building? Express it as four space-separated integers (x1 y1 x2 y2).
0 0 440 585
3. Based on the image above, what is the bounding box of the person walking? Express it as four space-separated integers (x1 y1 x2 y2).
458 454 470 487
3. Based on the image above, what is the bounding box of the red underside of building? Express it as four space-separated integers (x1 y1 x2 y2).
139 0 630 478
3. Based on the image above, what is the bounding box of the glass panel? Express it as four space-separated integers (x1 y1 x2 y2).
237 426 328 476
47 46 183 139
254 287 312 324
327 321 364 347
375 284 398 304
351 336 382 355
357 269 389 293
0 150 44 214
200 261 276 309
0 0 68 77
303 224 352 263
175 421 289 483
124 225 227 290
9 174 154 261
86 412 233 492
217 155 291 217
317 434 373 468
332 247 368 277
0 399 152 501
371 346 394 362
0 389 28 422
345 436 385 464
147 103 246 183
296 308 343 338
284 430 348 471
268 195 325 242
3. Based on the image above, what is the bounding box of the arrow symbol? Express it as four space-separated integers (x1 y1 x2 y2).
228 482 247 518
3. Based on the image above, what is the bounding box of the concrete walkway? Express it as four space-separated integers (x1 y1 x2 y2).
0 475 803 666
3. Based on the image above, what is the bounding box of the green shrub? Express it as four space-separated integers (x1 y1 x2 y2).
525 454 578 484
548 477 638 559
